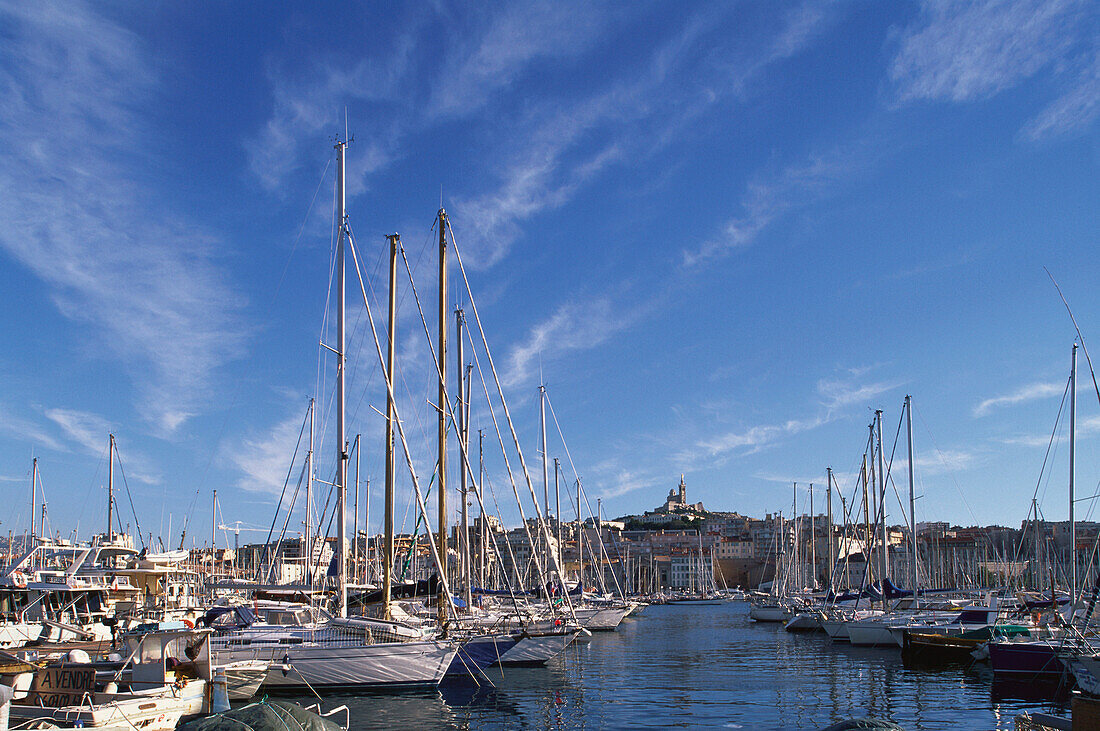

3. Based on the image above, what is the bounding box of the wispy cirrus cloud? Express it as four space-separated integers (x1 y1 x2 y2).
501 296 637 388
596 469 661 501
44 409 112 456
249 2 841 268
682 367 894 464
889 0 1084 103
248 2 613 195
0 2 246 435
0 405 64 453
462 1 842 269
683 149 854 266
890 0 1099 140
998 414 1100 447
696 413 830 460
893 449 977 478
44 408 161 485
232 408 310 496
1021 52 1100 140
817 378 901 411
973 381 1064 416
427 2 612 120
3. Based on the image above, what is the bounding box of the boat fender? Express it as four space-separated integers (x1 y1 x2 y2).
183 619 195 629
210 670 230 714
66 649 91 664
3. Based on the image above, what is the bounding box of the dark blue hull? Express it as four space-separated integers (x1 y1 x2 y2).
447 634 520 675
988 641 1064 678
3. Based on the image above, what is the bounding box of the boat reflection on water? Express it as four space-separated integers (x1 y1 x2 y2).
990 676 1073 704
316 689 457 729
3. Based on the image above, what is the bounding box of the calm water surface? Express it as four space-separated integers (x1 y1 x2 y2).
300 603 1071 730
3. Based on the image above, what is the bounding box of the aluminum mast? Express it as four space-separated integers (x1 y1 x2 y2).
436 208 448 623
1070 343 1078 604
905 395 918 601
335 138 348 617
383 233 399 620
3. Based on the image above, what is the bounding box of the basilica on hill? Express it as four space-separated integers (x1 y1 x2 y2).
654 475 706 515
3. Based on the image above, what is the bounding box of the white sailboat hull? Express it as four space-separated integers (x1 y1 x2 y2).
574 606 628 631
496 630 578 665
749 604 792 623
845 621 899 647
256 640 456 689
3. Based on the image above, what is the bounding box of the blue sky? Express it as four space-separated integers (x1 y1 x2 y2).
1 1 1098 551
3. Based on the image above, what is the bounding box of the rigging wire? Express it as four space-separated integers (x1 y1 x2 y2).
112 442 145 550
254 403 310 582
182 157 334 551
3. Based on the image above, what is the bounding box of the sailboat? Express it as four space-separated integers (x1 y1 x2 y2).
207 140 456 689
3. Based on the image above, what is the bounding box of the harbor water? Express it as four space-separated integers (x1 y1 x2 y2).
291 602 1069 729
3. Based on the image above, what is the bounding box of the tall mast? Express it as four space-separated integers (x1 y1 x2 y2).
1070 343 1078 604
861 451 870 583
383 233 399 620
539 384 549 576
335 137 348 617
793 483 799 590
211 489 217 581
436 208 448 623
306 398 315 582
464 365 473 593
30 457 38 543
478 429 486 587
107 434 115 540
353 434 360 585
597 498 604 591
554 458 561 575
826 467 834 593
906 395 918 599
577 479 584 588
875 410 889 580
456 308 471 611
540 385 549 519
809 482 815 589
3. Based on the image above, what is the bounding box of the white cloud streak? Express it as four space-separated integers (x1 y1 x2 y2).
817 379 901 411
44 408 161 485
501 297 634 388
697 414 830 459
232 410 310 497
0 2 247 435
889 0 1099 140
973 381 1064 416
44 409 112 457
1022 52 1100 140
0 405 65 452
889 0 1085 104
683 151 850 266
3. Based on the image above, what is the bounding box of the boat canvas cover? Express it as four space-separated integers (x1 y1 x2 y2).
200 605 259 629
178 700 343 731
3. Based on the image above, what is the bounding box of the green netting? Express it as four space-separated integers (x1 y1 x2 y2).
177 699 344 731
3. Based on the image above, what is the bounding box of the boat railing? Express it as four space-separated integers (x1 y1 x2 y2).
305 702 350 729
